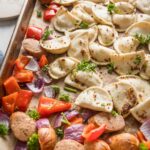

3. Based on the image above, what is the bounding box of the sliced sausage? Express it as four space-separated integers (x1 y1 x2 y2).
10 112 36 141
54 139 84 150
88 112 125 132
107 133 139 150
84 140 110 150
38 126 57 150
22 38 43 57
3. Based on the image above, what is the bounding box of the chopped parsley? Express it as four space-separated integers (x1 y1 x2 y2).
139 143 148 150
61 112 71 125
79 21 89 29
64 86 77 93
107 3 119 14
55 127 64 138
27 109 40 120
111 110 119 117
134 55 142 65
77 60 97 72
59 93 70 102
0 124 9 136
27 133 39 150
41 28 53 41
134 33 150 45
51 85 60 95
37 10 42 18
42 64 49 72
107 62 115 74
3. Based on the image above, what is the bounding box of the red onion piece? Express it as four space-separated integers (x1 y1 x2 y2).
53 114 63 128
25 57 40 72
36 118 50 129
26 78 44 93
140 119 150 140
44 86 55 98
64 124 84 143
15 141 27 150
0 111 10 129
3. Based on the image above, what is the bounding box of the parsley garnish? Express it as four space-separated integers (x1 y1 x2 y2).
61 112 71 125
59 93 70 102
27 133 39 150
0 124 9 136
139 143 148 150
42 64 49 72
107 62 115 74
64 86 77 93
111 110 118 117
79 21 89 29
51 85 60 95
77 60 97 72
134 55 142 65
27 109 40 120
37 10 42 18
107 3 119 14
41 28 53 41
134 33 150 45
55 127 64 138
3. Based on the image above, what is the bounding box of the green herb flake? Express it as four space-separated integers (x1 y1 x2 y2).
134 33 150 45
64 86 77 93
59 93 70 102
37 10 42 18
27 109 40 120
139 143 148 150
42 64 49 72
111 110 119 117
27 133 39 150
55 127 64 138
0 124 9 136
77 60 97 72
107 62 115 74
41 28 53 41
79 21 89 29
107 3 119 14
51 85 60 95
61 112 71 125
134 55 142 65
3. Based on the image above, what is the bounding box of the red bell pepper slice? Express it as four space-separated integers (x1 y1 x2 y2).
38 96 72 117
26 26 43 40
48 4 59 12
39 55 48 68
14 69 34 83
4 76 20 94
2 92 18 114
44 9 56 21
15 90 33 112
82 123 106 142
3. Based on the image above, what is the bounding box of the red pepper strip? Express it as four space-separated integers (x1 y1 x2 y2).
44 9 56 21
38 96 72 117
82 123 106 142
136 130 146 142
39 55 48 68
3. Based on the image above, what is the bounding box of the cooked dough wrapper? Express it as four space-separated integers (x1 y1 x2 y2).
40 36 70 54
75 86 113 112
110 51 146 75
113 36 139 53
52 7 81 33
92 5 112 25
105 82 138 118
89 42 116 65
98 25 118 46
48 57 79 79
112 14 136 32
110 0 136 5
86 0 109 3
54 0 77 6
68 32 91 61
117 75 150 103
136 0 150 15
131 98 150 123
71 5 95 25
136 14 150 22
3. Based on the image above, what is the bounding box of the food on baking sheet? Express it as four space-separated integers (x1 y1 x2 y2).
1 0 150 149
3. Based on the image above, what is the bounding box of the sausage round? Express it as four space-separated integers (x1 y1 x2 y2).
54 139 84 150
88 112 125 132
84 140 110 150
107 133 139 150
22 38 43 57
10 112 36 141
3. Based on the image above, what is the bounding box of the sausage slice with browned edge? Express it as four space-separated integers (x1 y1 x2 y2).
88 112 125 132
22 38 43 57
54 139 84 150
10 112 36 141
